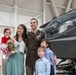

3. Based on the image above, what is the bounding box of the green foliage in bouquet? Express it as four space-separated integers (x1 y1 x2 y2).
6 39 16 53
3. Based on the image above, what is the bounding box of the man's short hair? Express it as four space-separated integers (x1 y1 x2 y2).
31 18 38 24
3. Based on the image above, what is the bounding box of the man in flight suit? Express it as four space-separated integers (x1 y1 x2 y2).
26 18 45 75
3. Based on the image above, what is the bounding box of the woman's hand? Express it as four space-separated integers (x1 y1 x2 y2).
7 51 16 56
11 51 16 54
7 52 12 56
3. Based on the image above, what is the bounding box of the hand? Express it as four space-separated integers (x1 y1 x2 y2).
7 52 12 56
7 51 16 57
11 51 16 54
53 55 57 65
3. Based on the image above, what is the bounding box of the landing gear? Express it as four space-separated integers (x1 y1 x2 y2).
56 59 76 75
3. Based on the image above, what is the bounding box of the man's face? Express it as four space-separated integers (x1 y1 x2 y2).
30 20 38 30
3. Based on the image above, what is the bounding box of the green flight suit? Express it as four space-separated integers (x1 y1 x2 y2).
26 30 45 66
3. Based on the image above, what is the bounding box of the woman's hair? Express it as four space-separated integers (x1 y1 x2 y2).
41 38 52 49
15 24 27 45
4 28 11 34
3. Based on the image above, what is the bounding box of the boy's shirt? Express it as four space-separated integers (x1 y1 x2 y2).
35 57 50 75
45 48 56 73
45 48 54 65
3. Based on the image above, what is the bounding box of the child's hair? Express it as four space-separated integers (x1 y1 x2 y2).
37 47 46 52
4 28 11 34
41 38 52 49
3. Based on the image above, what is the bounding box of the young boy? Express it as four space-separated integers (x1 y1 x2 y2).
40 38 56 75
35 47 50 75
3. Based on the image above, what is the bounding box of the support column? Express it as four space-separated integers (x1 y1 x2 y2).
14 0 18 33
65 0 72 12
50 0 59 17
43 0 46 24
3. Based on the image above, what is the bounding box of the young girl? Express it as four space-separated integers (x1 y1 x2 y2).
1 28 11 44
40 38 56 75
1 28 11 74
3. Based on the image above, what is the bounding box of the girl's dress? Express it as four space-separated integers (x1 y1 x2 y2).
4 38 26 75
1 36 10 74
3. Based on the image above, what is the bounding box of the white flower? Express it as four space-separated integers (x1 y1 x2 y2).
0 43 7 50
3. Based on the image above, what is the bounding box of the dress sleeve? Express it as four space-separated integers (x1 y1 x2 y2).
1 37 7 44
1 37 4 43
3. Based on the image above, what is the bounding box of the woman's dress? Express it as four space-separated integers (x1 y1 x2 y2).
4 38 26 75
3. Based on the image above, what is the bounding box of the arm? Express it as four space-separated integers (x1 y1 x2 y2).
51 53 57 74
1 37 5 43
49 51 54 63
49 50 57 65
53 55 57 65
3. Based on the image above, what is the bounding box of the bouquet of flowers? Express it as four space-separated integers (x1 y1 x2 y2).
0 43 9 54
0 39 16 58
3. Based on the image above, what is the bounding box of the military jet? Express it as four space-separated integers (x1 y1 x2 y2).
40 9 76 75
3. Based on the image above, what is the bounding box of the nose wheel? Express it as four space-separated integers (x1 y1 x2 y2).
56 59 76 75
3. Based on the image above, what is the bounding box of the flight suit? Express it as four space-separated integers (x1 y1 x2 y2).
26 30 45 75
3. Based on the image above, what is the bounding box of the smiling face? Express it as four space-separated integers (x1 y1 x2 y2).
17 25 24 35
40 41 48 48
37 47 46 58
4 29 11 37
30 19 38 30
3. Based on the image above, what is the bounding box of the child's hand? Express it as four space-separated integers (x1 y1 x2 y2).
53 55 57 65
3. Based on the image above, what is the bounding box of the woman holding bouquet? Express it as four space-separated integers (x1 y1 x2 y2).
4 24 27 75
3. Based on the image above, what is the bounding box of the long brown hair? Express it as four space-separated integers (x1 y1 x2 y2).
15 24 27 45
